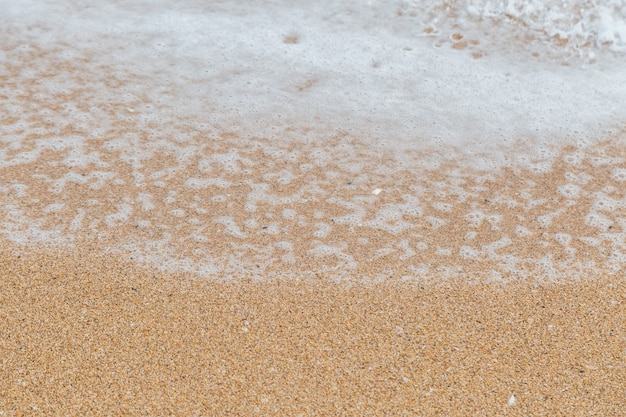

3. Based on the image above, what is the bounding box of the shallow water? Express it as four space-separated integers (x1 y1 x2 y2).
1 0 625 281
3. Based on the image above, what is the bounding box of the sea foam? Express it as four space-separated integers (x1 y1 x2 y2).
1 0 625 281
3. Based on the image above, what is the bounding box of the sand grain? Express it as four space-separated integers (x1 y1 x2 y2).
1 249 625 415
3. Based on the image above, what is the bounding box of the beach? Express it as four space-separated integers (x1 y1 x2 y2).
1 248 626 415
2 0 626 414
3 137 626 415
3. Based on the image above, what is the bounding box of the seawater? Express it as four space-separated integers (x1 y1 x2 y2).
1 0 625 281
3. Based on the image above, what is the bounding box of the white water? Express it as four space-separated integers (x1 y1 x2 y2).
1 0 625 281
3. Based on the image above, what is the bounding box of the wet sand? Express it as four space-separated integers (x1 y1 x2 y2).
3 2 626 414
1 247 625 415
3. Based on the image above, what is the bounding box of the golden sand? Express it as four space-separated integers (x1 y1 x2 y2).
1 248 625 415
3 122 625 415
3 7 626 415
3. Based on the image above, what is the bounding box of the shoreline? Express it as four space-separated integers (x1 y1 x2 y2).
2 247 625 415
3 1 626 414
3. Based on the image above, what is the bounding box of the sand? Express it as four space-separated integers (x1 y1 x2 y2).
2 116 626 415
1 248 625 416
3 4 626 414
3 42 626 415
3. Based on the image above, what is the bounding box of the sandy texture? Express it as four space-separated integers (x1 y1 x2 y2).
1 248 625 416
3 3 626 415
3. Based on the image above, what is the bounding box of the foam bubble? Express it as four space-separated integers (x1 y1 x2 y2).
185 178 232 189
432 202 453 212
2 0 626 281
104 204 133 227
374 248 396 259
10 184 28 198
170 209 186 218
313 223 332 238
263 223 281 235
465 211 484 227
515 226 533 237
366 206 413 234
554 233 572 246
537 211 562 228
69 209 85 233
244 219 258 229
485 214 502 230
197 159 213 173
425 216 446 229
136 193 155 211
213 151 250 174
592 193 622 212
215 217 246 239
275 241 293 251
397 239 416 260
460 246 480 260
612 168 626 182
89 172 115 190
43 203 65 213
585 212 613 231
557 184 581 199
485 237 512 257
307 243 357 270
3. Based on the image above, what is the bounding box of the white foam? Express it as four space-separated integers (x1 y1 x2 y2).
10 184 28 198
557 184 581 200
313 223 332 239
43 203 65 213
415 242 428 251
88 172 116 190
69 209 85 233
215 217 247 239
275 241 293 251
212 151 251 174
170 209 186 218
136 193 155 211
2 0 626 281
460 246 480 260
465 211 484 227
3 0 625 159
432 202 453 212
164 191 177 204
366 205 414 234
485 237 513 257
554 233 572 246
397 239 416 260
537 210 562 228
564 171 593 185
592 193 621 212
585 212 613 231
327 200 367 226
515 226 533 238
104 204 133 227
612 168 626 182
263 223 281 235
307 243 357 270
427 0 626 55
425 217 446 229
374 248 396 259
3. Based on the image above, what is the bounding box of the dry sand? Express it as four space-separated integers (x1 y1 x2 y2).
1 248 625 416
